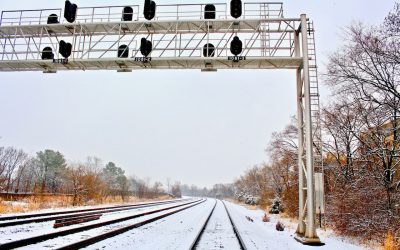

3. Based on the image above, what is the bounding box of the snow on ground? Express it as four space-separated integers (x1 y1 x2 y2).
0 200 190 246
224 201 370 250
79 199 216 250
196 199 241 250
1 199 375 250
0 202 114 218
15 200 203 250
0 198 183 219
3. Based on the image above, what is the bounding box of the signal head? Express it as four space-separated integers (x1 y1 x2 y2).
230 0 242 19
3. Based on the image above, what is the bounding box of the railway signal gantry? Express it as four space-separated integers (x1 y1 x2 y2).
0 0 324 245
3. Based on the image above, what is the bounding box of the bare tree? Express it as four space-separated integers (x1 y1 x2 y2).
321 99 364 187
322 3 400 240
18 158 41 193
0 147 28 192
65 161 108 205
267 116 298 164
166 177 171 194
13 156 35 193
171 182 182 198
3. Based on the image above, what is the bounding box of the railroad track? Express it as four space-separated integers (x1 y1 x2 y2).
0 198 190 227
0 199 205 250
189 199 247 250
222 200 247 250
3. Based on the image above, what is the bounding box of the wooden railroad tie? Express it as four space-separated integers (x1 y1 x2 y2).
53 214 102 228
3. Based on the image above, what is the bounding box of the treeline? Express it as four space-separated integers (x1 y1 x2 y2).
233 118 298 214
321 3 400 241
0 148 181 205
180 183 234 198
232 3 400 244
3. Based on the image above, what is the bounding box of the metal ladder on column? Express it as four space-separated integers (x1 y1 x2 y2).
260 3 270 56
307 21 323 174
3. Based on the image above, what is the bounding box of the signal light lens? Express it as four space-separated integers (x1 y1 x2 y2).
230 0 242 19
59 40 72 58
122 7 134 22
47 14 59 24
118 45 130 58
140 38 152 57
230 36 243 56
64 1 78 23
204 4 216 19
203 43 215 57
144 0 156 20
42 47 54 60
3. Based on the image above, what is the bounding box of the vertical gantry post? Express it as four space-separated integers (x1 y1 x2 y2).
294 30 306 236
294 14 322 245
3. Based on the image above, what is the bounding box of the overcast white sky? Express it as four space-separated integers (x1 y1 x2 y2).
0 0 395 188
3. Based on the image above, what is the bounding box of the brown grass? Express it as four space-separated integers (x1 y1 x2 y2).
0 197 9 213
0 195 171 214
0 195 74 214
0 197 28 213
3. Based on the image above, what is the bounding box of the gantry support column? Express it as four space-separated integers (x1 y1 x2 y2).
294 30 306 236
294 14 322 245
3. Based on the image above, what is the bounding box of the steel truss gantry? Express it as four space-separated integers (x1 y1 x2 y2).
0 2 323 245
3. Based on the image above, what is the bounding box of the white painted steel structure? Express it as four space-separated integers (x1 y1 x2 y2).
0 1 323 245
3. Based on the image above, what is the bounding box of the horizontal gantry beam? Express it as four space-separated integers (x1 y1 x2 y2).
0 17 303 72
0 18 300 37
0 57 303 72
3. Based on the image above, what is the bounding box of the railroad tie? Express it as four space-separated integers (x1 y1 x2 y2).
54 214 102 228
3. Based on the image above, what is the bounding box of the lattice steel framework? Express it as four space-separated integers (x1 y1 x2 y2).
0 2 323 245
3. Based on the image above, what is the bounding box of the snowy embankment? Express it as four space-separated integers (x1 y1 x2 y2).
224 201 371 250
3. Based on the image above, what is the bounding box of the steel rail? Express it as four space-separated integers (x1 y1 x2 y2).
222 200 247 250
0 199 189 227
189 199 217 249
0 198 187 222
55 199 207 250
0 199 201 249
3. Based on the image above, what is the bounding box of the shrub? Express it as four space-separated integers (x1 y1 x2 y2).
276 221 285 231
262 213 270 222
269 198 283 214
326 181 400 244
282 185 298 217
245 196 259 205
259 190 274 210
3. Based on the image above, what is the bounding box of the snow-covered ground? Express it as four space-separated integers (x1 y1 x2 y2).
224 201 370 250
82 199 371 250
0 200 192 247
0 199 374 249
81 199 215 250
18 200 203 250
0 198 183 219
